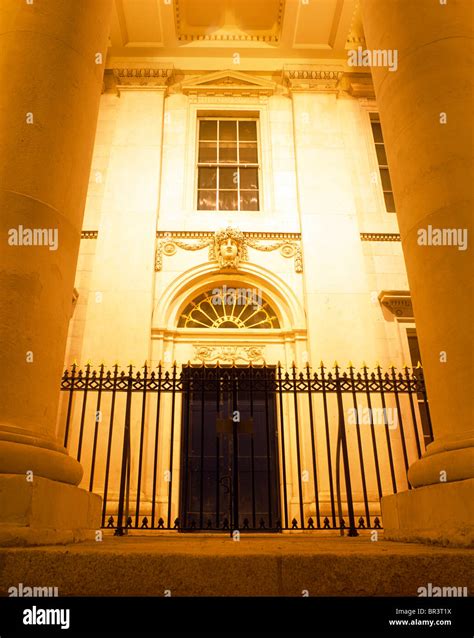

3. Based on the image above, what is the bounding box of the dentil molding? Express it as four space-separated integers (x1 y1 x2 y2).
378 290 414 319
283 65 345 93
112 67 174 92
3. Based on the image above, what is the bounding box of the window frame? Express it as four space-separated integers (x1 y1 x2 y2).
406 328 433 446
368 111 396 214
195 115 262 213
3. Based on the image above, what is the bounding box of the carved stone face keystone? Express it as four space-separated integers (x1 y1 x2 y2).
220 237 238 261
214 227 245 269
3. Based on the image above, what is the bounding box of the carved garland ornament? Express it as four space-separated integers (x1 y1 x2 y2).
155 227 303 273
193 345 266 364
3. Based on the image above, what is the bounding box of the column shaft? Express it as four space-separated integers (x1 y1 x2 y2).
0 0 113 485
361 0 473 486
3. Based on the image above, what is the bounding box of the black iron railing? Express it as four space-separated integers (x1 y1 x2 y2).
59 363 432 536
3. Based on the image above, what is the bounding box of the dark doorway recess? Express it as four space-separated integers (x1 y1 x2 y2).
179 365 281 532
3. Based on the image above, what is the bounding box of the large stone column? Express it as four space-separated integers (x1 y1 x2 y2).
0 0 112 544
360 0 473 545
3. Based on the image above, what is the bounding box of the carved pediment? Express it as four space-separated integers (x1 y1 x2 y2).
181 70 276 96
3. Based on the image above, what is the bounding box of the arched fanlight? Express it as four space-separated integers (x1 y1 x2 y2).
177 287 280 329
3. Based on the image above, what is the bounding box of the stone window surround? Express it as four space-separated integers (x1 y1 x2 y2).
184 102 274 216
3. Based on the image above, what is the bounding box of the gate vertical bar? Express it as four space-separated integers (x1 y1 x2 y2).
167 363 177 528
363 364 383 499
306 364 320 528
418 365 434 443
63 363 76 448
335 365 358 537
135 363 148 526
277 363 289 530
151 363 162 528
102 364 118 527
231 368 239 531
180 364 191 531
390 366 410 490
292 363 305 528
215 365 220 529
263 367 273 528
321 363 337 526
76 363 91 462
115 365 133 536
199 363 206 529
377 365 397 494
89 364 104 492
349 364 370 526
405 365 422 458
249 363 256 529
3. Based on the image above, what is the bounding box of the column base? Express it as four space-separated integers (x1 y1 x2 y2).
0 474 101 547
381 479 474 548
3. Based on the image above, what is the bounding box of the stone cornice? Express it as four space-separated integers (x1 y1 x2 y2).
156 230 301 241
378 291 414 319
283 65 344 93
112 67 174 92
360 232 401 242
343 72 375 99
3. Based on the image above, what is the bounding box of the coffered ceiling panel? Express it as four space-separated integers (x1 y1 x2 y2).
111 0 163 47
175 0 284 41
293 0 356 49
108 0 361 66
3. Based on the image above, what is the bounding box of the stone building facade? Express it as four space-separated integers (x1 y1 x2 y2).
1 0 472 548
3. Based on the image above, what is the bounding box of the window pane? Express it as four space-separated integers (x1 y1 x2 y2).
219 120 237 141
199 120 217 140
198 167 216 189
239 143 258 164
219 167 238 189
239 121 257 141
380 167 392 190
371 122 383 143
198 190 216 210
219 142 237 163
383 191 396 213
199 142 217 163
240 168 258 190
219 190 238 211
240 191 259 211
375 144 387 166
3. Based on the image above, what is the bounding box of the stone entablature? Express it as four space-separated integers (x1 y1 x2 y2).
108 66 375 100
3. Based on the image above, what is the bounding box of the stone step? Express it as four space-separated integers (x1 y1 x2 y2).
1 533 473 597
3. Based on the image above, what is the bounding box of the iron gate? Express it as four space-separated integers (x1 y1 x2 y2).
179 366 280 532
